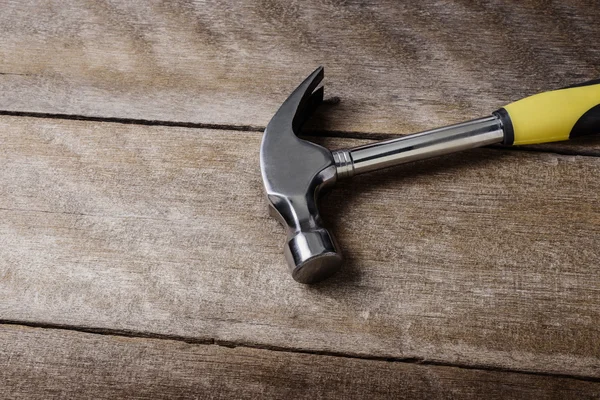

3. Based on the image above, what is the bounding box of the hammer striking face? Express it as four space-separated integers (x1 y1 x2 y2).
261 67 600 284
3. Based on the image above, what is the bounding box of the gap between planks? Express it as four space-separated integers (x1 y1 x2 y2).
0 109 598 158
2 319 599 384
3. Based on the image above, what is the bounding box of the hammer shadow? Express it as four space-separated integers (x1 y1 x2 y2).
307 148 509 292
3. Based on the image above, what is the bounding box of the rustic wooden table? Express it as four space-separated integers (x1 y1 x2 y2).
1 1 599 398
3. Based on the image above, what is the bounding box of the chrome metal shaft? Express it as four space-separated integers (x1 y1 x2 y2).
333 115 505 179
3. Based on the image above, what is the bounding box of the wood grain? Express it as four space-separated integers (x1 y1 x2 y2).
0 0 599 152
3 324 599 400
0 115 599 378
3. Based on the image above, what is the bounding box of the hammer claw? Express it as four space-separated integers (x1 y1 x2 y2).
266 66 323 134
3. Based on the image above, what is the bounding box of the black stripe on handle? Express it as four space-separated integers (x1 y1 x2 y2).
570 104 600 138
493 108 514 145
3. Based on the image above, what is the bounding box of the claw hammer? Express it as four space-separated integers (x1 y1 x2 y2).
260 67 600 284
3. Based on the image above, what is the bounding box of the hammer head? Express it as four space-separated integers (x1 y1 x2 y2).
260 67 342 284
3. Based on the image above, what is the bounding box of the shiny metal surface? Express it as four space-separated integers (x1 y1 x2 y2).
260 67 342 284
333 116 504 178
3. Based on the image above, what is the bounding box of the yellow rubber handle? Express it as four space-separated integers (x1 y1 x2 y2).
496 79 600 145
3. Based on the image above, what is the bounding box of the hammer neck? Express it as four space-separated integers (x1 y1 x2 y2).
333 115 505 179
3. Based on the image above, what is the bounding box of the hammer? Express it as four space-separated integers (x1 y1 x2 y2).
260 67 600 284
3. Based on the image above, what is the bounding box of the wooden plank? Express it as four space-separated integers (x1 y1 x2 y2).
0 115 599 378
1 1 599 152
2 325 599 400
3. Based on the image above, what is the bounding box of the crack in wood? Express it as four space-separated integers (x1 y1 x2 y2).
0 110 598 158
1 320 599 383
0 72 31 77
0 110 264 133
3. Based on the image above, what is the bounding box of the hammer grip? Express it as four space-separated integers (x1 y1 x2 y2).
495 79 600 145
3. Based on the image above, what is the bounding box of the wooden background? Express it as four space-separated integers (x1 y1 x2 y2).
1 1 599 398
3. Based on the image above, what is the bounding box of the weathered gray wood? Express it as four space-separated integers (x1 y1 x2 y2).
0 115 599 378
2 324 598 400
0 1 599 152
